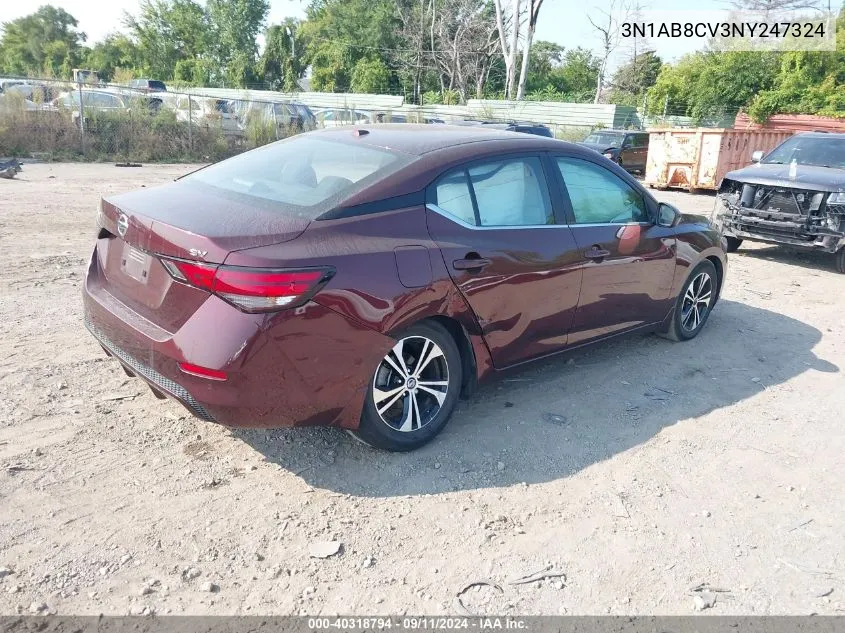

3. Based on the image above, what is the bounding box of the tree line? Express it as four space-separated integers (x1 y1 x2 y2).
0 0 842 121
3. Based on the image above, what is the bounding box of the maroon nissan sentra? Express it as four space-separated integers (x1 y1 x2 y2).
83 125 727 451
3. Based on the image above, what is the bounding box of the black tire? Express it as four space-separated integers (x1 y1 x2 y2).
835 248 845 274
725 236 743 253
352 321 463 452
659 260 719 342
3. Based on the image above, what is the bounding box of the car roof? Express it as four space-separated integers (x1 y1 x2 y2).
309 123 564 156
795 131 845 138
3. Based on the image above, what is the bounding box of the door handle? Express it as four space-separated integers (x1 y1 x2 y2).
584 246 611 261
453 257 492 271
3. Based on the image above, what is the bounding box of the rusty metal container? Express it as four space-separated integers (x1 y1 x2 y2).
644 128 794 192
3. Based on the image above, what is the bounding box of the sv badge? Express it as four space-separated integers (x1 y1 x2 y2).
189 248 208 259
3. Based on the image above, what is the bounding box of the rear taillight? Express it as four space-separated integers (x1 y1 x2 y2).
160 258 334 313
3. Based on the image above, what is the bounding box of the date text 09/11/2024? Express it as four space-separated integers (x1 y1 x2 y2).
307 617 528 630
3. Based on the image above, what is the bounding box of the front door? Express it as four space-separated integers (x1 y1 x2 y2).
551 155 676 346
426 155 583 368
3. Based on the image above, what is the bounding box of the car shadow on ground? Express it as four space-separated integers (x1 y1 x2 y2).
233 299 837 497
735 245 841 274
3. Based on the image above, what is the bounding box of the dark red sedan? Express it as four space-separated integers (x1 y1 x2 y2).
83 125 727 451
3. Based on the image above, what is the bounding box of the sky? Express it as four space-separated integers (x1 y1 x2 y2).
4 0 759 68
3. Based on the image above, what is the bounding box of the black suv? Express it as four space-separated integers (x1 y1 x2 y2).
714 132 845 273
454 119 553 138
578 129 649 172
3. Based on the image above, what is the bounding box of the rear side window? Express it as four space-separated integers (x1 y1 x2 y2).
434 157 553 227
556 157 648 224
184 136 409 219
434 172 476 225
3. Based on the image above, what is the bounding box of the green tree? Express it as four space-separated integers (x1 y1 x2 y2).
351 57 391 93
747 7 845 120
608 50 662 106
647 51 780 122
300 0 400 92
259 20 303 91
123 0 210 80
525 40 564 92
84 34 139 82
551 48 601 99
0 5 86 77
206 0 269 86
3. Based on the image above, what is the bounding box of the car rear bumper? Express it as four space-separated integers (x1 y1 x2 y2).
85 318 217 421
83 251 394 429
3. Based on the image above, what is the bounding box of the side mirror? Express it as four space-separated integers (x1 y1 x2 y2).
751 150 764 162
657 202 679 228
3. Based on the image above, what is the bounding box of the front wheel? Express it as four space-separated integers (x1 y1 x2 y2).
836 248 845 274
724 236 743 253
352 321 462 452
659 260 718 342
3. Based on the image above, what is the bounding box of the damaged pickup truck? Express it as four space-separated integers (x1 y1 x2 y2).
713 132 845 273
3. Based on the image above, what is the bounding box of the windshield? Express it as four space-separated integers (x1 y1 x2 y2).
184 136 409 218
762 135 845 169
584 132 624 146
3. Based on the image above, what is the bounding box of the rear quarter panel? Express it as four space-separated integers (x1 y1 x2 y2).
224 205 495 381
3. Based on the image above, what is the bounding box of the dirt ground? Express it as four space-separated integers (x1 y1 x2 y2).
1 162 843 617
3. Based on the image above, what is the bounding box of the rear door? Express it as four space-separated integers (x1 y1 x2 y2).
550 155 676 346
426 154 583 368
627 133 648 170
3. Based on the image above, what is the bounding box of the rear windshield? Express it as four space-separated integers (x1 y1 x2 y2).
148 81 166 91
184 136 409 218
762 135 845 169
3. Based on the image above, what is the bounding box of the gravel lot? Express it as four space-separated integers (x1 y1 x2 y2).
1 162 843 617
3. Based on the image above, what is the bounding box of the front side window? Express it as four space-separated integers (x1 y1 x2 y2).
556 157 648 224
434 157 553 227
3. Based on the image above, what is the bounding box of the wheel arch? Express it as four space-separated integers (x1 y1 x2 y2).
706 255 725 303
415 315 479 399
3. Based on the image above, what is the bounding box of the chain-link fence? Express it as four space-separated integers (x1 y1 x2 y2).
0 79 313 163
0 76 742 163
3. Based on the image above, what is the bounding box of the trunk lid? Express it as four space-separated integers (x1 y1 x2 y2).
93 179 311 332
102 179 311 262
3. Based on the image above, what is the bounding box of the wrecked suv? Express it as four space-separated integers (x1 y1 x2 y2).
713 132 845 273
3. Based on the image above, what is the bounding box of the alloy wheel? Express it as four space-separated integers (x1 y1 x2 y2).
372 336 450 433
681 272 713 332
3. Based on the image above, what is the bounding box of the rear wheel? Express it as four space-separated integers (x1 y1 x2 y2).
659 260 718 342
836 248 845 274
352 321 462 452
725 236 743 253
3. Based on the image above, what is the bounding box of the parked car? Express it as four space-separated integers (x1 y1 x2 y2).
374 112 408 123
72 69 101 84
83 127 727 451
453 119 553 138
315 108 372 127
3 82 55 103
128 78 167 93
579 129 649 172
54 89 128 113
291 103 317 131
0 93 39 112
714 132 845 273
54 88 163 118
